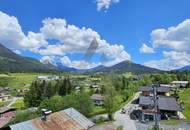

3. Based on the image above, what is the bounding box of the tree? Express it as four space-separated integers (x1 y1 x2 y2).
39 95 64 112
62 92 94 117
104 86 118 120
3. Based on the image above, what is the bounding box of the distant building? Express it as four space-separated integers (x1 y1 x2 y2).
0 94 12 102
171 81 189 88
3 108 94 130
160 84 172 88
90 84 99 89
90 94 105 106
139 96 182 121
37 76 59 81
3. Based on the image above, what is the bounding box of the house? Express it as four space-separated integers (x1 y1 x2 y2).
37 76 59 81
2 108 94 130
139 96 182 121
171 81 189 88
0 94 12 102
139 86 171 96
160 84 171 88
90 94 105 106
90 84 99 89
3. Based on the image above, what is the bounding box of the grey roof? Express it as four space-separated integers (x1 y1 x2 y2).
139 86 171 93
139 96 154 106
157 87 171 93
158 97 181 111
139 96 181 111
90 94 105 101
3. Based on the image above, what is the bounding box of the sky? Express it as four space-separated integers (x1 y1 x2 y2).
0 0 190 70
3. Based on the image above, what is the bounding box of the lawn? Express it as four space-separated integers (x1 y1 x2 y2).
0 101 6 107
160 119 184 125
10 99 25 109
179 88 190 120
7 73 41 90
90 106 106 116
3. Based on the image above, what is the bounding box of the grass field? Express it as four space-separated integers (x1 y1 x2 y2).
179 88 190 120
0 73 44 90
10 99 25 109
160 119 184 125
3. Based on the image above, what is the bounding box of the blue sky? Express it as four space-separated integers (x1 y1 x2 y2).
0 0 190 70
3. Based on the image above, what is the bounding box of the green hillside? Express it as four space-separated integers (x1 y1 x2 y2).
0 43 58 72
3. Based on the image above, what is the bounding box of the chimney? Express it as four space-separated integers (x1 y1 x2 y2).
41 109 52 121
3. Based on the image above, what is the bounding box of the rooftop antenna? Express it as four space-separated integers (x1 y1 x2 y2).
41 109 52 121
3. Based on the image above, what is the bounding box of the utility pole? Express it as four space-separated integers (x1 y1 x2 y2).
153 84 159 130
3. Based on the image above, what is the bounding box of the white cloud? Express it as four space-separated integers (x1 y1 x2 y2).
95 0 119 12
13 50 21 55
40 56 57 66
151 19 190 52
144 51 190 70
0 11 25 49
60 56 71 66
38 18 131 68
60 56 99 69
0 11 130 69
139 43 155 54
143 19 190 70
0 11 48 51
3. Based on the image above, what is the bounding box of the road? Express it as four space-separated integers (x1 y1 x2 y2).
113 92 140 130
7 97 23 107
90 92 140 130
90 92 190 130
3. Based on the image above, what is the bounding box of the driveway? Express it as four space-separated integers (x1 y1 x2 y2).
113 92 140 130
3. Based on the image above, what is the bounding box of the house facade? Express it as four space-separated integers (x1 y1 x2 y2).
139 96 181 121
138 85 182 121
90 94 105 106
171 81 189 88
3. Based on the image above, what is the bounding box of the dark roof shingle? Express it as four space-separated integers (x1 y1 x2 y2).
139 96 181 111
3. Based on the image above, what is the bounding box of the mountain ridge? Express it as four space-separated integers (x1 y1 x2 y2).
0 43 58 72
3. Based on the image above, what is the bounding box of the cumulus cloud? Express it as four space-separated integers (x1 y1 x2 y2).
0 11 130 69
144 51 190 70
143 19 190 70
0 11 48 51
95 0 119 12
0 11 25 49
60 56 99 69
60 56 71 66
151 19 190 52
139 43 155 54
13 50 21 55
40 56 57 66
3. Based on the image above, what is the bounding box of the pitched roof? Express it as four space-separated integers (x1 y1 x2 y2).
0 107 15 114
139 86 171 93
9 108 94 130
90 94 105 101
139 96 181 111
171 81 188 84
158 97 181 111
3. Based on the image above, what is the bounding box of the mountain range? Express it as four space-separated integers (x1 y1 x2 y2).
176 65 190 71
0 43 163 73
0 43 57 72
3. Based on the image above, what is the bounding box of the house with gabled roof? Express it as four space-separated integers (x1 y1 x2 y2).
139 86 172 97
1 108 94 130
139 96 182 121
